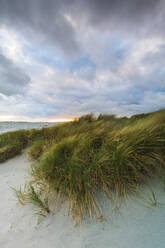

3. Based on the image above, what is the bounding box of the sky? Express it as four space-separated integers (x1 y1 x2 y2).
0 0 165 121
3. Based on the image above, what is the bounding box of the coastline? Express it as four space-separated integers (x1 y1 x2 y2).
0 121 56 134
0 154 165 248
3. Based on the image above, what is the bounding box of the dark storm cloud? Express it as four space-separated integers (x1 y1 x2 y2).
72 0 165 37
0 0 81 58
0 0 165 58
0 54 30 95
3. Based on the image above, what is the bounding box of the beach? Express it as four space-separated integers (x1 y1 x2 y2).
0 154 165 248
1 0 165 246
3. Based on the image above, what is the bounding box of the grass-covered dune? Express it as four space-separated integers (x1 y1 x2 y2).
1 109 165 223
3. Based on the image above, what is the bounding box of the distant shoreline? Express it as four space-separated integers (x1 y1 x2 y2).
0 121 57 133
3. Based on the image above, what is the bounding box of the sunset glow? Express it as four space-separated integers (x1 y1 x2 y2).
49 118 75 123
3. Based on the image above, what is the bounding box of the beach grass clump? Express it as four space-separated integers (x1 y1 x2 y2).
76 113 95 123
1 109 165 223
0 145 23 163
25 184 50 215
13 184 50 223
30 135 104 222
0 130 29 162
27 139 50 160
27 111 165 222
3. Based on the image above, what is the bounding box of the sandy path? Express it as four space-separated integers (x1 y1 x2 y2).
0 155 165 248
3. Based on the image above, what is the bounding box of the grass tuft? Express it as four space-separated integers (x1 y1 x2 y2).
13 184 50 223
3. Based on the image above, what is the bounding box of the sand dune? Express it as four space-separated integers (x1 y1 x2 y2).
0 155 165 248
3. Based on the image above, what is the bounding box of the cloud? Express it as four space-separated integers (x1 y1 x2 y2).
142 44 165 66
0 54 30 96
0 0 165 58
0 0 81 58
71 0 165 38
0 0 165 120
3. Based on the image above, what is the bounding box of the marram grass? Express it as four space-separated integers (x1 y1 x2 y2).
1 110 165 224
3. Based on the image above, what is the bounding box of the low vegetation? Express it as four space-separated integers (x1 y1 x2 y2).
0 130 29 162
1 109 165 223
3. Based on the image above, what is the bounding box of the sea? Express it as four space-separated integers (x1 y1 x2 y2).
0 122 56 133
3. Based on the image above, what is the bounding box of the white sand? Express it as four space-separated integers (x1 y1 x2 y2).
0 155 165 248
